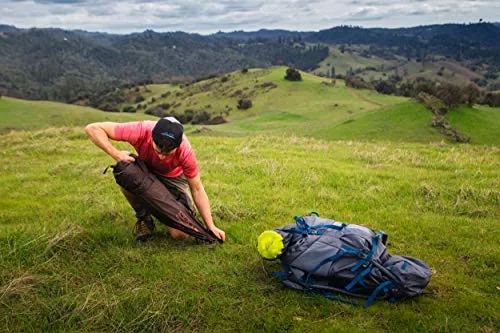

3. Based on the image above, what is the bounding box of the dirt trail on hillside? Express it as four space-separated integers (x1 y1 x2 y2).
346 88 385 108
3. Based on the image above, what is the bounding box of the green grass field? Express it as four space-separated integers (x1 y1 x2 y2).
312 46 394 77
0 97 154 134
0 67 499 332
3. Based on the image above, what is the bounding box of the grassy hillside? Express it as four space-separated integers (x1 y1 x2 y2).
124 67 499 145
312 46 394 77
447 105 500 145
0 127 498 332
0 97 154 134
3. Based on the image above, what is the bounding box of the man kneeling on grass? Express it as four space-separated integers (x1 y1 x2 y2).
85 117 225 242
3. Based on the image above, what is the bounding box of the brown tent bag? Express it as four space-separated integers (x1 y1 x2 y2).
105 156 220 243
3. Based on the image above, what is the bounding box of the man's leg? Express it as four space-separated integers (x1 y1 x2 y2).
120 187 155 241
157 175 194 240
120 187 149 219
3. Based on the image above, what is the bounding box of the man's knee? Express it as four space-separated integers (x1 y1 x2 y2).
168 228 190 240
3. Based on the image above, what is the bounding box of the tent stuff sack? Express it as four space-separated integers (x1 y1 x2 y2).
258 213 431 307
105 156 220 243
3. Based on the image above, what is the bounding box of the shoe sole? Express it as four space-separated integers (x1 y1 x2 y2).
136 234 153 242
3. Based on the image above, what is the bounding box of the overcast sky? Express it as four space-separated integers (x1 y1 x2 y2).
1 0 498 34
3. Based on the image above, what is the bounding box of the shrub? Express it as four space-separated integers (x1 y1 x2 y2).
412 78 436 96
101 104 119 112
237 99 252 110
241 68 248 74
285 68 302 81
260 82 278 89
345 76 372 90
158 103 170 110
480 92 500 107
204 116 227 125
192 111 211 124
184 109 195 123
135 95 145 103
145 107 164 117
122 106 136 113
321 80 336 87
397 82 414 97
150 97 156 103
221 76 229 83
230 90 242 97
374 81 396 95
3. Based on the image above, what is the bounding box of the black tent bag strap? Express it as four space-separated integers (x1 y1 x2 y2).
110 157 220 243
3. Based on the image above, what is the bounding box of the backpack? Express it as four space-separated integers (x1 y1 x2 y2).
261 213 431 307
105 156 220 243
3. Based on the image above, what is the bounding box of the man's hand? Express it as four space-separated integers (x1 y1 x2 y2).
115 151 135 163
209 225 226 241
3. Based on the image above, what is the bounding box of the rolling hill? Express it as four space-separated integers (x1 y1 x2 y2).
0 97 154 134
81 66 499 145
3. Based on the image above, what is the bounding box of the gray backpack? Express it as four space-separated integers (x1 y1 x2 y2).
271 214 432 307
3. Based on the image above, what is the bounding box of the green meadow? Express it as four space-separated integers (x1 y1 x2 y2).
0 67 499 332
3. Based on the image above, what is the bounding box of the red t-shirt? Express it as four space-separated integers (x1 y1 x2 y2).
114 121 199 178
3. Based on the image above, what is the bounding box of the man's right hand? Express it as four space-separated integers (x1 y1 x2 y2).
115 151 135 163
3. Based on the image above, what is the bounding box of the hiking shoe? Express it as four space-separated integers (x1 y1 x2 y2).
135 216 155 242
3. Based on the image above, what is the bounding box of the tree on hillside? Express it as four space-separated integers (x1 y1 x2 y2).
462 84 480 107
330 65 336 78
345 76 372 90
374 80 396 95
237 99 253 110
435 83 464 108
480 92 500 107
285 68 302 81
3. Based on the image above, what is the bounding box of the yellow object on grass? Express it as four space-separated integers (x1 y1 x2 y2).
257 230 284 259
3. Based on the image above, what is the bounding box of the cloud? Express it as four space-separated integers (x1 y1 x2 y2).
0 0 499 33
347 0 491 21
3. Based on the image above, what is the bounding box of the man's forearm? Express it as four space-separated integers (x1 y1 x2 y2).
85 124 120 160
191 188 214 228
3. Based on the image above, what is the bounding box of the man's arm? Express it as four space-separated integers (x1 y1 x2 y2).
187 175 226 241
85 122 135 163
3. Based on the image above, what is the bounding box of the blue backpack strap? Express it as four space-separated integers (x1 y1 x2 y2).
294 216 312 234
293 215 347 235
363 281 394 308
341 244 363 257
322 291 359 306
304 251 345 284
282 228 308 235
345 265 373 291
351 233 381 272
272 262 292 278
310 223 346 231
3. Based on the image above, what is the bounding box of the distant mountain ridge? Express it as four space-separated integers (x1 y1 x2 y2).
0 25 21 33
1 23 499 102
214 29 313 40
